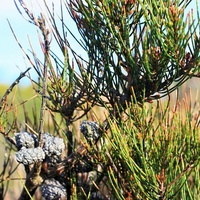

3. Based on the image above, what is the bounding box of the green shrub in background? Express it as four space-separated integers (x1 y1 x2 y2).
0 0 200 199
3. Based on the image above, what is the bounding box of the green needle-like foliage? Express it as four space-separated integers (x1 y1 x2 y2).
68 0 200 108
103 100 200 199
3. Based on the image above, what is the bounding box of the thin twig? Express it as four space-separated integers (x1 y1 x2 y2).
0 67 31 110
37 14 50 146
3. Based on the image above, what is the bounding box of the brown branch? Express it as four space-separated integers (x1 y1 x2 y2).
18 162 43 200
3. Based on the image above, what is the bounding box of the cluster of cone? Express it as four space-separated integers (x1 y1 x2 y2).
15 121 101 199
15 131 66 199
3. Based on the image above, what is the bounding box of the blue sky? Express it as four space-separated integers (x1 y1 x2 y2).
0 1 26 85
0 0 199 86
0 0 82 86
0 0 41 85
